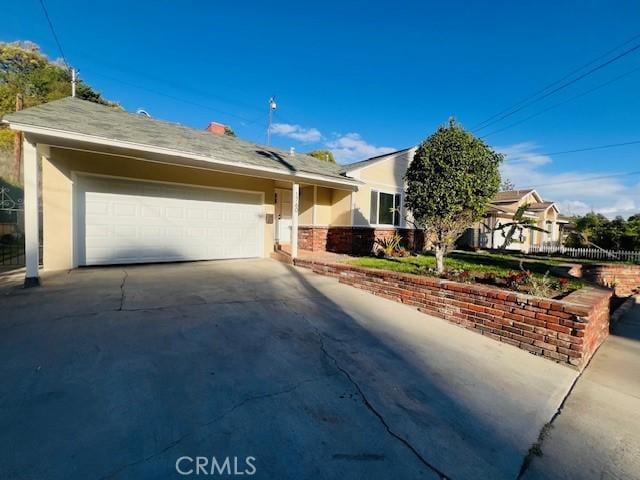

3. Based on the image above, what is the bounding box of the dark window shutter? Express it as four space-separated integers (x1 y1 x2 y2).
393 193 401 226
370 190 378 224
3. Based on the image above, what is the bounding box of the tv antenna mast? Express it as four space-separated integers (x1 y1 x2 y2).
267 96 277 145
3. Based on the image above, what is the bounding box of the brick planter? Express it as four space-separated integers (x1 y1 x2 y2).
295 259 613 369
298 226 425 255
567 263 640 297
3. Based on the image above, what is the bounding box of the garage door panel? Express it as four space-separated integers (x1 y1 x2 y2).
78 176 263 265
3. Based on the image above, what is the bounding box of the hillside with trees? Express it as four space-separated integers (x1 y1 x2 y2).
0 41 117 185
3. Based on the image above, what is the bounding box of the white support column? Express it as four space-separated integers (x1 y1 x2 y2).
312 185 317 225
23 138 40 286
291 183 299 258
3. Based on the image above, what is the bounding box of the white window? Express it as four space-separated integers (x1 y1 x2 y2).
370 190 402 226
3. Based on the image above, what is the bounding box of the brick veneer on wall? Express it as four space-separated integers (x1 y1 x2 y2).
298 226 425 255
294 259 613 369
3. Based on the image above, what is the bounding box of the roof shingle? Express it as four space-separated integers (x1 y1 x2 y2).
3 97 350 181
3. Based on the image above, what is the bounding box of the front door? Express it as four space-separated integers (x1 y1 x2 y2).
275 189 292 244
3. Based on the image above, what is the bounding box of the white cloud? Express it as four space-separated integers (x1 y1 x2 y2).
327 133 396 163
499 141 552 166
270 123 322 143
495 142 638 219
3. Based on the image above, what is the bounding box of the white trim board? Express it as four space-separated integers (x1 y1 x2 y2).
10 123 360 189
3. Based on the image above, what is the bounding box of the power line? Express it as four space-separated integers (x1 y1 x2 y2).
475 42 640 133
472 33 640 132
539 139 640 157
38 0 69 68
472 31 640 130
522 170 640 189
482 63 640 138
83 69 264 126
71 49 267 116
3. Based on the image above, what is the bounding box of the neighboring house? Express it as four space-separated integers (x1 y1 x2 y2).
458 189 570 252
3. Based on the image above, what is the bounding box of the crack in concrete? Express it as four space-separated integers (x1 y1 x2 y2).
309 324 451 480
98 375 333 480
118 270 128 311
516 344 602 479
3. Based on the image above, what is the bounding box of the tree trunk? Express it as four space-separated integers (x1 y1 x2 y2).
435 245 445 273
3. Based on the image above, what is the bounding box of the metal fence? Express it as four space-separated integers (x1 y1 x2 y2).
529 244 640 263
0 242 25 266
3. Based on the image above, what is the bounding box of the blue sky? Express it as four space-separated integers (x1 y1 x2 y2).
3 1 640 217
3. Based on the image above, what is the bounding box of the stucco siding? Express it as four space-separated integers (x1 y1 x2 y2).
348 149 413 227
42 147 277 270
299 186 314 225
315 187 332 225
331 189 352 225
353 185 371 226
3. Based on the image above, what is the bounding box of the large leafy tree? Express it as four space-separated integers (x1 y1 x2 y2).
567 212 640 251
0 41 115 115
405 119 503 272
0 41 117 183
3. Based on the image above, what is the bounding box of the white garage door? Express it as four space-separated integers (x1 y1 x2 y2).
77 176 264 266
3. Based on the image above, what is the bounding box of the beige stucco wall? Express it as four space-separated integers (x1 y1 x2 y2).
330 189 352 226
298 185 314 225
348 149 413 227
42 147 277 270
315 186 333 225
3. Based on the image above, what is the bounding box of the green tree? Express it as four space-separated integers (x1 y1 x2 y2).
405 119 503 272
0 41 115 116
0 41 117 184
306 149 335 163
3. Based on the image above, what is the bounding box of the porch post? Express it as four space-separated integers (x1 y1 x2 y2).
23 138 40 287
291 183 299 258
312 185 317 225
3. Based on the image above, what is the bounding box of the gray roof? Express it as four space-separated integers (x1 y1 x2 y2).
3 97 350 181
339 147 412 173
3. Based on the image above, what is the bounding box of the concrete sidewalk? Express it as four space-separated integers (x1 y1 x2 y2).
523 296 640 480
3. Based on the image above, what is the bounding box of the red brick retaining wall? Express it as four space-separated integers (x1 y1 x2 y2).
295 259 613 369
573 264 640 297
298 226 425 255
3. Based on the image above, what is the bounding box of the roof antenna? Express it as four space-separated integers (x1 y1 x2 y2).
267 96 277 145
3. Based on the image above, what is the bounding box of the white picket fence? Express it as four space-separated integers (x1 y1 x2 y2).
529 244 640 263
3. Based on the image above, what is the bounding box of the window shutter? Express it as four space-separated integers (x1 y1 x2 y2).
370 190 378 224
393 193 401 226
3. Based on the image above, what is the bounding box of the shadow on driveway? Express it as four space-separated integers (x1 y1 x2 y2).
0 259 576 479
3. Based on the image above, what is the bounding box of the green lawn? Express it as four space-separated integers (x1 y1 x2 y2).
349 251 585 289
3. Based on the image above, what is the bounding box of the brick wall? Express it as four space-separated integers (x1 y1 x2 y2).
295 259 613 369
579 264 640 297
298 226 425 254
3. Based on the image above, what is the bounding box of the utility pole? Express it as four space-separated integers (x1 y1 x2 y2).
14 93 23 182
267 96 276 145
71 68 77 97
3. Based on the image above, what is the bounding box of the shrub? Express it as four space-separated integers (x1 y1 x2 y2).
374 234 403 258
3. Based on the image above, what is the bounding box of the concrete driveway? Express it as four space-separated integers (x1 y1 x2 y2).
0 259 577 480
